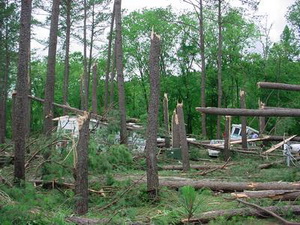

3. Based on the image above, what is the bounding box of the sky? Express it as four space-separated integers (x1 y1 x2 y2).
31 0 296 57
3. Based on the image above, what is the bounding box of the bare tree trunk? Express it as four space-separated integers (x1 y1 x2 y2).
223 116 231 161
109 47 116 106
216 0 223 139
87 1 95 97
258 82 300 91
43 0 60 135
114 0 127 144
259 101 266 136
14 0 32 184
75 112 90 215
231 190 300 201
81 0 88 110
177 103 190 172
105 4 115 109
26 44 31 138
240 90 247 149
63 0 71 115
91 64 98 114
199 0 207 137
172 110 180 148
145 31 161 199
163 93 170 148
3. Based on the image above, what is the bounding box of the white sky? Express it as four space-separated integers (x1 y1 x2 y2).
31 0 296 57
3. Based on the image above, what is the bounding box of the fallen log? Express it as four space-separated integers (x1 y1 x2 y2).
263 135 297 154
66 217 109 225
258 82 300 92
182 205 300 224
30 180 106 196
160 163 233 171
160 180 300 191
196 107 300 117
232 190 300 201
237 199 300 225
259 157 300 169
265 136 300 142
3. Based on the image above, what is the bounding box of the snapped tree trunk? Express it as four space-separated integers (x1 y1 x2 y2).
216 0 223 139
114 0 127 144
75 112 90 215
62 0 71 115
81 0 88 110
223 116 231 161
163 93 170 148
177 103 190 172
145 31 161 199
43 0 60 135
14 0 32 184
91 64 98 114
172 110 180 148
240 90 247 149
259 101 266 135
105 4 115 109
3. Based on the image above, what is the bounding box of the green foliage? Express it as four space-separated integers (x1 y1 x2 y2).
179 185 201 220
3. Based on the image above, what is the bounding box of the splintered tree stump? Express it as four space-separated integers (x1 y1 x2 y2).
75 112 90 215
172 110 180 148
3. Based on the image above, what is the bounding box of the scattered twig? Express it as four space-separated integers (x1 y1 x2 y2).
237 199 300 225
196 157 231 176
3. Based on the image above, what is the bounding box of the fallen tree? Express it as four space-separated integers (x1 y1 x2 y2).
259 157 300 169
182 205 300 224
257 82 300 92
231 190 300 201
159 180 300 191
160 163 233 171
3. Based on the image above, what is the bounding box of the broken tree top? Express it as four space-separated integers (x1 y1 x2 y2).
196 107 300 117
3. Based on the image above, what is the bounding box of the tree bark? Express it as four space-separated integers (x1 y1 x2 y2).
63 0 71 115
196 107 300 117
259 101 266 136
223 116 231 161
75 112 90 215
160 180 300 191
216 0 223 139
145 31 161 199
105 3 115 109
14 0 32 184
43 0 60 135
199 0 207 137
87 1 95 97
91 64 98 114
109 46 116 106
114 0 127 144
258 82 300 91
81 0 88 110
240 90 247 149
182 205 300 224
177 103 190 172
231 190 300 201
172 110 180 148
163 93 170 148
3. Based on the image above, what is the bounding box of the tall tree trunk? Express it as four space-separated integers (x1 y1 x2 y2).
105 4 115 109
216 0 223 139
91 64 98 114
114 0 127 144
26 42 31 139
63 0 71 115
81 0 88 110
163 93 170 148
145 31 161 199
199 0 207 137
14 0 32 184
0 28 9 144
75 112 90 215
223 116 231 161
43 0 60 135
87 1 95 96
109 46 116 106
177 103 190 172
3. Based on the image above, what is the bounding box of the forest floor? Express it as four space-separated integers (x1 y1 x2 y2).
1 136 300 224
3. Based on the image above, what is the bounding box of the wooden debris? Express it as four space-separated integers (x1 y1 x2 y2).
237 199 300 225
66 216 108 225
182 205 300 224
160 163 233 171
232 190 300 201
196 157 231 176
259 157 300 169
263 135 297 154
